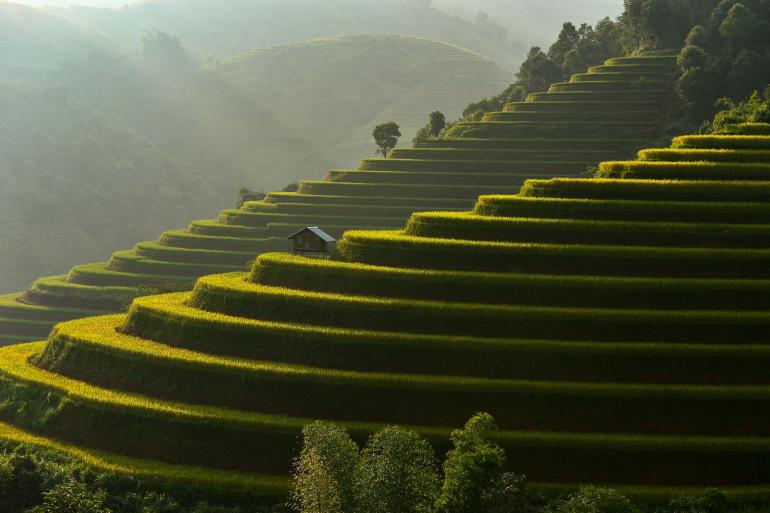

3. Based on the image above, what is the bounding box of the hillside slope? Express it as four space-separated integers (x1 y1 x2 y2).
1 122 770 497
208 35 512 162
0 53 679 345
0 2 511 292
0 2 219 293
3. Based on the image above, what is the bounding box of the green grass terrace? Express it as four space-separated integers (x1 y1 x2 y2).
0 53 678 344
3 123 770 498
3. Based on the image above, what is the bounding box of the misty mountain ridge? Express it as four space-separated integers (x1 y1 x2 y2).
0 2 510 292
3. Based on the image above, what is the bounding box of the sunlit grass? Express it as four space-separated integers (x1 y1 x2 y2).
598 160 770 180
520 177 770 201
474 195 770 223
673 134 770 149
5 341 770 452
639 148 770 162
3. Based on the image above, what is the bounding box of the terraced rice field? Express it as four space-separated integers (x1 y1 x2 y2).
0 54 678 344
1 123 770 496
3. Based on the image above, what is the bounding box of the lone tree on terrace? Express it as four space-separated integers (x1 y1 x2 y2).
429 111 446 137
373 121 401 158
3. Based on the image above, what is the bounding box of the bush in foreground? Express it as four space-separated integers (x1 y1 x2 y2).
545 487 636 513
291 414 770 513
292 413 544 513
0 443 286 513
0 417 767 513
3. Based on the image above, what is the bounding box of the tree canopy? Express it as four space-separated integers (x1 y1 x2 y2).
674 0 770 124
141 28 190 71
373 122 402 158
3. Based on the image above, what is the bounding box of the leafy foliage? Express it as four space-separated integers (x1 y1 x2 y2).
291 422 358 513
660 488 730 513
291 423 439 513
289 416 761 513
674 1 770 123
236 189 267 209
26 480 112 513
545 486 637 513
355 427 439 513
618 0 718 53
460 19 623 121
292 448 343 513
434 413 506 513
292 415 544 513
0 442 286 513
281 183 300 193
372 122 402 158
706 87 770 133
429 112 447 138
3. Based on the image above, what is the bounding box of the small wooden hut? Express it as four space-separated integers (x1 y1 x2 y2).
286 226 335 258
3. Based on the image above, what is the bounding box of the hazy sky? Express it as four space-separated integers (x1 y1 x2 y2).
8 0 133 6
11 0 622 17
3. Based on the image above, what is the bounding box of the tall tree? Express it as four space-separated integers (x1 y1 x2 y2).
429 111 446 137
548 22 581 65
434 413 506 513
373 122 401 158
292 421 359 513
355 426 439 513
515 47 563 96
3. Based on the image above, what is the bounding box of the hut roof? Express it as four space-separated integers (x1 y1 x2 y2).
286 226 335 242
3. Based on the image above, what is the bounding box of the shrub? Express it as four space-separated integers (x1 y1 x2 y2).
110 491 183 513
662 488 729 513
707 89 770 134
291 422 359 513
435 413 505 513
355 426 439 513
481 473 542 513
414 112 447 143
2 450 45 512
0 442 285 513
0 454 12 497
546 486 637 513
27 479 112 513
236 188 266 209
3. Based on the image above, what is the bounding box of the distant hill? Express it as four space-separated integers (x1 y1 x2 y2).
0 1 113 81
45 0 522 68
0 3 511 293
207 35 511 167
0 2 217 293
